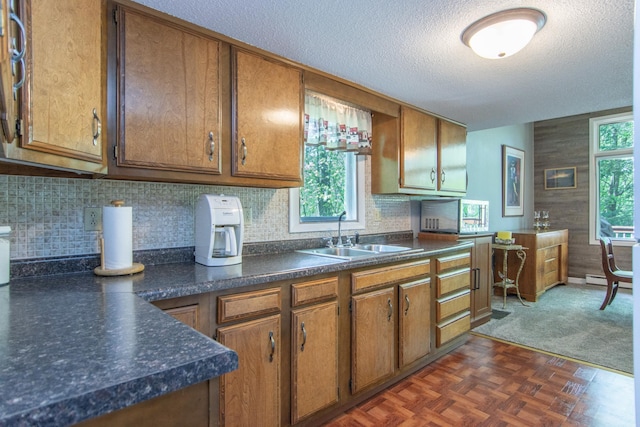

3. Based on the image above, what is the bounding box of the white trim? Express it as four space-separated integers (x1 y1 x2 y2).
289 155 366 233
588 112 634 245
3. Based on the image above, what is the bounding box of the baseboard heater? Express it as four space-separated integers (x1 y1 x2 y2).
585 273 632 289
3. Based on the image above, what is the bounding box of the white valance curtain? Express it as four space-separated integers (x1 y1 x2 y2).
304 91 372 154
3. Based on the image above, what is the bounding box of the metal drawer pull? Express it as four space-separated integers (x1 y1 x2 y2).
387 298 393 322
404 294 410 316
208 132 215 161
300 322 306 351
10 12 25 62
269 331 275 362
92 108 101 146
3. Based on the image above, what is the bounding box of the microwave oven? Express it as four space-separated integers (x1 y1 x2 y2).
420 199 489 234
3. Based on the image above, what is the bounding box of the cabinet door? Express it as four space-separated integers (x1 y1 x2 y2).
0 0 16 143
291 301 338 423
22 0 104 164
400 106 437 191
438 120 467 193
153 293 211 336
116 6 221 174
470 236 493 327
398 279 431 368
232 48 302 182
351 287 395 394
218 315 281 427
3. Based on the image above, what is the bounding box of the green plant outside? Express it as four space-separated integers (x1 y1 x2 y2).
598 121 634 232
300 145 347 218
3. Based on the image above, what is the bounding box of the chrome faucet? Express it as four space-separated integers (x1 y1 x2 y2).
336 211 347 247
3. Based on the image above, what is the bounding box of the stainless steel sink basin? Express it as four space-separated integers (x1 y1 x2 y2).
297 244 420 260
353 244 413 253
297 247 376 260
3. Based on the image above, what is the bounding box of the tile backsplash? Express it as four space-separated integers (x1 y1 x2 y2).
0 161 411 260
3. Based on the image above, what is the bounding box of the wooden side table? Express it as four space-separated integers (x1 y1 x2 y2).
492 244 529 309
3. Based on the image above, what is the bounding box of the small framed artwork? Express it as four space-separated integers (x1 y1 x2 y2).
544 167 577 190
502 145 525 217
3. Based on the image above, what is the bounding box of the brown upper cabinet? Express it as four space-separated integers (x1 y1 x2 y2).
231 48 303 184
106 3 303 187
109 4 222 180
371 106 467 195
0 0 107 174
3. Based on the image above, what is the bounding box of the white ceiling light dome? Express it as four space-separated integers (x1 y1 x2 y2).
461 8 546 59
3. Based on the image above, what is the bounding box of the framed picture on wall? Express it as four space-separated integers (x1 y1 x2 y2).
502 145 525 217
544 167 576 189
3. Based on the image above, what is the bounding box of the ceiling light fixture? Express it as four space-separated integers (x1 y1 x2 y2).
461 8 546 59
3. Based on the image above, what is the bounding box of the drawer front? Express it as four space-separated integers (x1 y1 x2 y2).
435 252 471 273
218 288 281 323
436 269 471 297
292 276 338 307
437 314 470 347
436 291 470 322
352 260 430 292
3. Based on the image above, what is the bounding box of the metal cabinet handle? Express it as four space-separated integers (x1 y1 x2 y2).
300 322 306 351
404 294 410 316
13 56 24 96
441 169 446 184
241 137 247 165
92 108 101 146
208 132 215 161
387 298 393 322
430 168 436 184
10 12 25 62
269 331 275 362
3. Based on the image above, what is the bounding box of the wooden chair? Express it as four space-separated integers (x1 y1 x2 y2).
598 237 632 310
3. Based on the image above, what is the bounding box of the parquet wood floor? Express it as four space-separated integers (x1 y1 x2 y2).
324 335 634 426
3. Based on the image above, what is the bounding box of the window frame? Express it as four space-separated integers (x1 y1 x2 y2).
289 153 366 234
588 111 634 246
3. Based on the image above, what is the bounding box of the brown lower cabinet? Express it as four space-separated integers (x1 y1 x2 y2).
493 229 569 302
218 315 282 427
459 235 493 328
82 249 472 427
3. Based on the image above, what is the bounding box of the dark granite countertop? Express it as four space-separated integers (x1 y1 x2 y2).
0 237 471 426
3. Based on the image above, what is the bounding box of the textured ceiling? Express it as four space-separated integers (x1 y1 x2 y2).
132 0 633 131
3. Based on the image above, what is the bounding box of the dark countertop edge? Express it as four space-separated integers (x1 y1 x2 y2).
3 355 238 426
136 240 474 302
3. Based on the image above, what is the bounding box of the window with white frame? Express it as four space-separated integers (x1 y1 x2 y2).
589 112 634 245
289 92 370 236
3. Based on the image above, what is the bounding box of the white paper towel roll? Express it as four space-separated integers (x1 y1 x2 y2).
103 204 133 270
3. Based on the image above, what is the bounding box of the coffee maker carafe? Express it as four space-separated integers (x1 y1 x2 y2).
195 194 244 266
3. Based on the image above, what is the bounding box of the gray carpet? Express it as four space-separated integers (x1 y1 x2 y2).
472 283 633 374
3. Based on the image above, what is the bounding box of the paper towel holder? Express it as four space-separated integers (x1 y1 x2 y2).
94 199 145 277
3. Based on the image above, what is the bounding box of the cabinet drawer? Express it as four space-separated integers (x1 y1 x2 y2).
291 277 338 307
435 252 470 273
436 291 470 322
352 260 430 292
436 269 470 297
544 256 558 275
436 314 470 347
218 288 281 323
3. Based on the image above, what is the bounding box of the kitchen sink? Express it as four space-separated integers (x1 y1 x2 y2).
297 244 420 260
297 247 376 260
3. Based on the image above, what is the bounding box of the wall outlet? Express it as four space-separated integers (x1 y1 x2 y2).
84 207 102 232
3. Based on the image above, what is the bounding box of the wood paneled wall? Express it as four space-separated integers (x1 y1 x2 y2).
533 107 632 280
